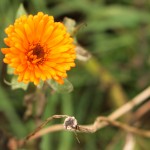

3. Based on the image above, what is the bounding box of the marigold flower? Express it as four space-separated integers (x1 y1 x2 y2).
1 12 76 85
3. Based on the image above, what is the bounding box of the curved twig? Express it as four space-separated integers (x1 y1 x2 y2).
25 86 150 142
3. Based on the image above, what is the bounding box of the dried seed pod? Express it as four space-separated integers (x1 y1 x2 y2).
64 116 78 130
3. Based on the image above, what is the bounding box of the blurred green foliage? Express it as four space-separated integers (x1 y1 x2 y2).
0 0 150 150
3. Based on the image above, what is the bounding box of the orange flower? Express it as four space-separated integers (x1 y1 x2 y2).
1 12 76 85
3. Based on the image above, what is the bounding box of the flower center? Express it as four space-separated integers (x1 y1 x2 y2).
32 44 45 59
27 43 45 64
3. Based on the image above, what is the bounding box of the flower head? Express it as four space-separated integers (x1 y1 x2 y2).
1 12 76 85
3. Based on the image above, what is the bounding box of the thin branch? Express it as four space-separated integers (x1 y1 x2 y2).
29 124 64 140
99 117 150 137
133 99 150 121
108 86 150 120
25 86 150 141
78 116 150 137
26 114 150 142
92 86 150 129
25 115 69 141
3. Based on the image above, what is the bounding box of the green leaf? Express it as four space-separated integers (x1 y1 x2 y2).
11 75 28 90
16 3 27 18
7 65 14 75
47 78 73 93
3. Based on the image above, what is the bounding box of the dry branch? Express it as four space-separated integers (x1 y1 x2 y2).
25 86 150 142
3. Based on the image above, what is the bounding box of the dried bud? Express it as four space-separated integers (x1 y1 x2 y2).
64 116 78 130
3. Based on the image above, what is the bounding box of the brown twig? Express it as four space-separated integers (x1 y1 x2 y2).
25 115 69 141
25 114 150 143
133 99 150 121
29 124 64 140
24 86 150 142
93 86 150 129
78 116 150 137
108 86 150 120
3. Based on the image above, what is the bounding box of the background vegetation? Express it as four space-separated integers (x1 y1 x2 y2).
0 0 150 149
